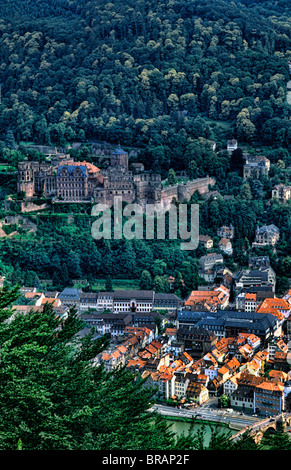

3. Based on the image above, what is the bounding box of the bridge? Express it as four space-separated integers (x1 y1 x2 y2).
230 413 291 444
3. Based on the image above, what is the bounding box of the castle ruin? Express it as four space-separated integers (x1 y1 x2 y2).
17 146 215 208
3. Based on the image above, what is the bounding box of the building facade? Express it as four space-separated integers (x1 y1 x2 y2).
243 155 270 180
17 146 161 207
17 146 215 209
272 184 291 203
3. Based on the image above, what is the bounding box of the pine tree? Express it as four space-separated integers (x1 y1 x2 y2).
105 274 113 291
0 288 181 450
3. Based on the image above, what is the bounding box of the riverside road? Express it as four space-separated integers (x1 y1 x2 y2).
150 400 262 430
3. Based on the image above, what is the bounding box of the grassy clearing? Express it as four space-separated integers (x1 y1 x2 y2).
74 278 140 291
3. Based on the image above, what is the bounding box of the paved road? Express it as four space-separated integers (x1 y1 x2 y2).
150 403 261 430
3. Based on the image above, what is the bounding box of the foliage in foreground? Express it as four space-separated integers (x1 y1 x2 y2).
0 287 289 450
0 288 177 450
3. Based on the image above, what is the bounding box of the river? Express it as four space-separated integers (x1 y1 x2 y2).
166 419 237 446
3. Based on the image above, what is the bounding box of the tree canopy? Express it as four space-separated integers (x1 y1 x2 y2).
0 287 180 450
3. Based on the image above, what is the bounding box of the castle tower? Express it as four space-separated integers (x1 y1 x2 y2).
17 162 36 197
110 145 128 172
134 173 162 209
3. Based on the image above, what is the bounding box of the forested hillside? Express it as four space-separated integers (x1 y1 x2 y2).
0 0 290 174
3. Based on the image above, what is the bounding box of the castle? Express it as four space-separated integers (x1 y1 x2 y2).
17 146 215 208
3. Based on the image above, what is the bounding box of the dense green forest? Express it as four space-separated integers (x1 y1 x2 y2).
0 0 290 165
0 0 290 293
0 0 291 452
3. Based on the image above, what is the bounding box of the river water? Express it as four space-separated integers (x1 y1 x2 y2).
167 419 237 446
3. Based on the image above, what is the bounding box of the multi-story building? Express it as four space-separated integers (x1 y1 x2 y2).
199 235 213 249
218 238 233 255
199 253 224 271
236 287 275 311
217 225 234 240
248 255 270 270
230 373 265 412
244 291 275 312
198 253 224 283
235 266 276 292
177 309 281 344
243 155 270 180
81 312 133 336
65 289 181 314
184 285 230 311
256 298 291 319
173 371 190 399
58 287 81 308
79 292 99 312
272 184 291 203
176 325 217 358
254 381 285 416
17 146 161 207
252 224 280 247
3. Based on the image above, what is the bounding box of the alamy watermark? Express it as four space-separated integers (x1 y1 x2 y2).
91 196 199 251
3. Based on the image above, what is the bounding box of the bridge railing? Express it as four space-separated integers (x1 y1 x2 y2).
230 412 291 441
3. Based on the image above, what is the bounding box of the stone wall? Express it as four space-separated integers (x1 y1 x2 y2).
161 176 216 209
160 185 178 209
178 176 216 201
20 201 51 213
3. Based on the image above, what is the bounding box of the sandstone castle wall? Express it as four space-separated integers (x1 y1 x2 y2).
161 176 216 209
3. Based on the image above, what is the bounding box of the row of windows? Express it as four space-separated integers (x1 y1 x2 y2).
59 190 85 198
111 184 132 189
109 190 131 194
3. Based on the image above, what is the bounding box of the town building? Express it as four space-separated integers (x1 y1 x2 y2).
256 298 291 319
217 225 234 240
199 253 224 271
272 184 291 203
248 255 270 270
213 266 234 290
82 312 133 336
237 291 275 312
186 382 209 405
254 381 285 416
73 289 181 314
230 373 265 412
58 287 81 308
243 155 270 180
176 325 217 359
198 253 224 282
199 235 213 249
227 139 238 154
252 224 280 248
235 266 276 293
184 285 230 311
177 309 281 344
79 292 99 312
218 238 233 255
